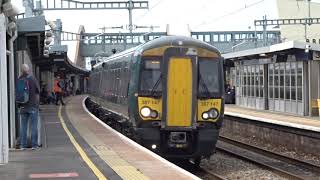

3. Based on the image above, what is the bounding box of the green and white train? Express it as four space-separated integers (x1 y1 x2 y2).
88 36 225 165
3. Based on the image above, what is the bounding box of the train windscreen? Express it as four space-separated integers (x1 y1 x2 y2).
198 59 221 97
139 60 162 97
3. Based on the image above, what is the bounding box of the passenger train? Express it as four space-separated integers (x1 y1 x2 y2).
87 36 225 165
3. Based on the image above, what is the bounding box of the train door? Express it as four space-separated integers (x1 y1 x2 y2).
167 57 192 126
162 47 197 128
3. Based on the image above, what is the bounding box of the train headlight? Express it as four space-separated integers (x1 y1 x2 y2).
150 110 158 118
141 107 158 118
202 109 219 120
140 107 151 117
208 108 219 119
202 112 209 120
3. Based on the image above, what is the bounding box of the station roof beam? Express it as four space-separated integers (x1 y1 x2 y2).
31 0 149 11
255 18 320 26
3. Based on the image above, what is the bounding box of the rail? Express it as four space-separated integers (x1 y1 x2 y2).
198 167 227 180
217 135 320 180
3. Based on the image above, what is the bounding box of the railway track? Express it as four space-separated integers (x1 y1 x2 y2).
197 167 227 180
217 135 320 180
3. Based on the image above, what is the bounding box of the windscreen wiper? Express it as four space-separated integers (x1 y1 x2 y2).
150 74 162 96
199 74 211 97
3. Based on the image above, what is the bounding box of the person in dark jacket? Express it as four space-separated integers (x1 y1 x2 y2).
18 64 40 150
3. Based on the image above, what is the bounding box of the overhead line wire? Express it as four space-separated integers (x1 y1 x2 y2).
134 0 165 23
192 0 265 30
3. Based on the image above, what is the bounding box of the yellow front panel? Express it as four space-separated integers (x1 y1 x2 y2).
197 99 222 122
138 97 162 120
167 58 192 127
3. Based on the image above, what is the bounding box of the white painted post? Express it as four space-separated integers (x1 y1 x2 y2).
0 13 9 164
9 28 17 149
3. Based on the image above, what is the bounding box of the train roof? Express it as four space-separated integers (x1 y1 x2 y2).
93 36 221 69
138 35 220 54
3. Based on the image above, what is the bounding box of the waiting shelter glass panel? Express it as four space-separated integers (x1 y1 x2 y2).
267 61 304 115
232 64 265 109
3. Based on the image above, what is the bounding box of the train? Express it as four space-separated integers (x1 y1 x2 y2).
87 35 225 165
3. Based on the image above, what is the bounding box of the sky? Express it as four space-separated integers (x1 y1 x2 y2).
12 0 281 61
13 0 280 32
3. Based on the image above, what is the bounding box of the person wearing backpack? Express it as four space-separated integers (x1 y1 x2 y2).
16 64 40 150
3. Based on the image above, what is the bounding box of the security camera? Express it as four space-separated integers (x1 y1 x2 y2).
3 2 19 17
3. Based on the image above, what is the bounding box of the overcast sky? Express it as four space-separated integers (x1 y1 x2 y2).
12 0 281 61
12 0 280 32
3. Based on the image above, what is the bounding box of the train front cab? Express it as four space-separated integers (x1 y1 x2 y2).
135 43 224 161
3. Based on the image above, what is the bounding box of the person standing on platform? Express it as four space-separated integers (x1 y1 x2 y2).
16 64 40 150
54 75 65 106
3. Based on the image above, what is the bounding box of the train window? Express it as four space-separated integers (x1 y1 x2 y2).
139 59 162 97
198 59 220 97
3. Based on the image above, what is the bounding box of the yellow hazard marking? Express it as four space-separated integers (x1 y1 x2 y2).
58 105 107 180
67 103 150 180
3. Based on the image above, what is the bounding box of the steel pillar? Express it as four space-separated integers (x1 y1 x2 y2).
128 0 133 33
8 26 17 149
0 13 9 164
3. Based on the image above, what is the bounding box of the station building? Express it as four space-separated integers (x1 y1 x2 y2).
277 0 320 43
224 41 320 117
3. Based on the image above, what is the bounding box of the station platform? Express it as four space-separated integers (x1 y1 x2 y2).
225 105 320 132
0 95 198 180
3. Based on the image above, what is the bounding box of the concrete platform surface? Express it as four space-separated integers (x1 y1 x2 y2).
0 95 199 180
225 105 320 132
0 104 121 180
67 95 198 180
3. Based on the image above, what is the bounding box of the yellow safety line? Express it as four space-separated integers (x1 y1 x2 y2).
58 105 107 180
